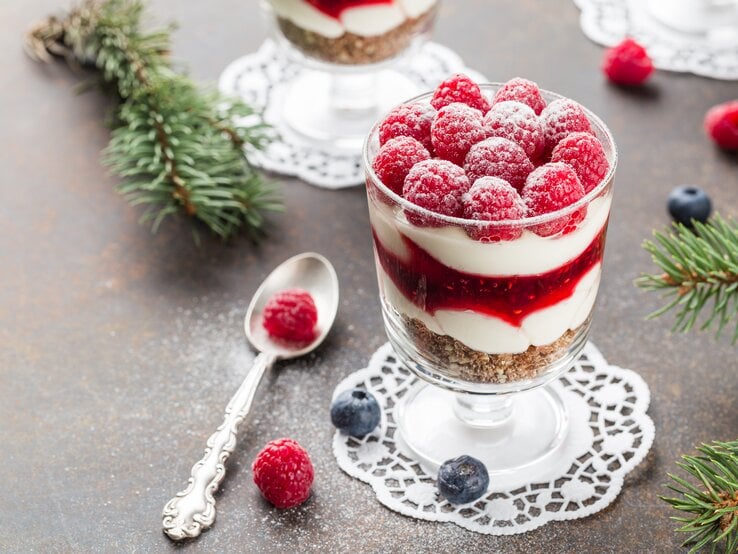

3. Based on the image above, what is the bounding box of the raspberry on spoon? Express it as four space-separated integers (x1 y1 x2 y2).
262 289 318 343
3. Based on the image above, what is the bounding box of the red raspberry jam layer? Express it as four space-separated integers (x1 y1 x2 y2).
372 225 607 327
306 0 395 19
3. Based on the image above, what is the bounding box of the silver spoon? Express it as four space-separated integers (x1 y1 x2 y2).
162 252 339 540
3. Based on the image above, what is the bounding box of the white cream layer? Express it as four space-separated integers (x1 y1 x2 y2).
270 0 436 38
379 263 601 354
369 194 611 277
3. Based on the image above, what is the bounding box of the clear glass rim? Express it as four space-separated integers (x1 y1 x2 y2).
362 83 618 229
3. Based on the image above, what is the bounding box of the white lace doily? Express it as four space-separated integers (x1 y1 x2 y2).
575 0 738 80
332 342 654 535
218 40 485 189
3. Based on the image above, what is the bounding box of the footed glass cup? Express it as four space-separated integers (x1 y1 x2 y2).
262 0 438 152
648 0 738 43
363 85 617 482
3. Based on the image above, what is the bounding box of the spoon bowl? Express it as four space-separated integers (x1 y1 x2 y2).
245 252 339 359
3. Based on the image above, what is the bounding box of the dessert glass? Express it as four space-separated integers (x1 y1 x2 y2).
262 0 439 152
648 0 738 42
363 85 617 480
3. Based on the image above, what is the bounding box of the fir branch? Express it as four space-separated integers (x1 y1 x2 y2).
635 215 738 343
662 441 738 553
25 0 280 239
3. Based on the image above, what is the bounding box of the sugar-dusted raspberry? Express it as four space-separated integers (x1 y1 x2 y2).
379 103 436 153
551 132 609 193
462 177 527 241
541 98 594 155
602 38 654 86
522 162 586 237
431 103 487 166
252 438 314 509
463 137 534 192
372 136 430 195
431 74 491 114
262 288 318 343
484 101 545 161
403 159 471 225
492 77 547 115
704 100 738 151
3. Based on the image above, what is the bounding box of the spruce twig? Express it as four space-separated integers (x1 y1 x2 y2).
662 441 738 553
635 215 738 343
25 0 281 240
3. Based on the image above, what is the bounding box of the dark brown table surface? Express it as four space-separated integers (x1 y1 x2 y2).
3 0 738 552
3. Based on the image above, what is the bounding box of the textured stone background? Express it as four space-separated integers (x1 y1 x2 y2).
2 0 737 552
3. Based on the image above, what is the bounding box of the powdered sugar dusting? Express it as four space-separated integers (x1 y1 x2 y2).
492 77 547 115
484 101 544 160
551 132 609 193
463 137 534 191
379 103 436 153
541 99 594 153
403 159 471 224
431 102 486 165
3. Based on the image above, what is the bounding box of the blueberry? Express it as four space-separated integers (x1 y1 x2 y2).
667 186 712 226
330 388 381 437
437 455 489 505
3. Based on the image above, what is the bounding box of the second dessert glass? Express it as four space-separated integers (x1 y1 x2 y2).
363 85 617 481
263 0 439 152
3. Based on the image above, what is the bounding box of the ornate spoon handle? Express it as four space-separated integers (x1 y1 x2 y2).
162 351 277 540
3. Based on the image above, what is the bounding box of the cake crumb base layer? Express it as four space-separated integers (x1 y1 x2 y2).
404 316 584 384
276 9 435 65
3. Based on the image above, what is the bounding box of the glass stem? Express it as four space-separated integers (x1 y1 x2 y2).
329 72 380 119
453 393 515 429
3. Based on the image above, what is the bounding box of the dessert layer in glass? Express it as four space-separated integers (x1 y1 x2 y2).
270 0 438 64
369 192 610 355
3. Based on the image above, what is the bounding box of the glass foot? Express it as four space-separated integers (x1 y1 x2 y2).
279 69 420 152
397 381 569 478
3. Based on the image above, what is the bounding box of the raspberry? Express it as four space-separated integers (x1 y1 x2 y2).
252 438 314 509
403 159 471 225
551 132 609 193
463 137 534 192
484 101 545 161
431 74 491 114
372 136 430 195
522 163 586 237
704 100 738 150
379 103 436 153
462 177 527 241
602 38 654 86
262 289 318 343
541 99 594 155
492 78 546 115
431 103 487 165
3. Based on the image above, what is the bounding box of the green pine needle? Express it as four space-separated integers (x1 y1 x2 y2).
661 441 738 553
25 0 281 239
635 215 738 343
